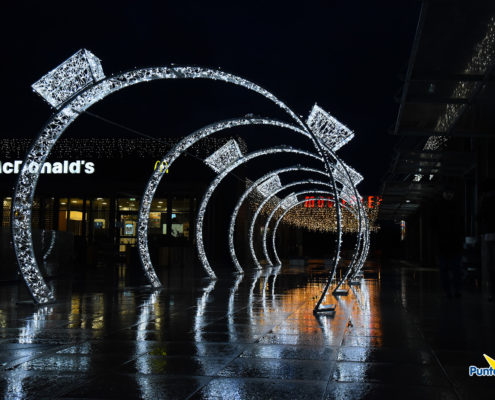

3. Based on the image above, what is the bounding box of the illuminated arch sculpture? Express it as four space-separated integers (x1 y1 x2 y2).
228 166 331 273
267 192 367 311
246 168 365 271
195 144 326 278
141 110 362 281
259 188 367 277
138 120 321 280
13 49 362 303
268 192 369 271
248 180 337 269
269 196 370 295
227 171 369 305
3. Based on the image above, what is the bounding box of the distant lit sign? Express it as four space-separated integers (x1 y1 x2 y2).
154 160 169 173
304 195 382 209
68 211 83 221
0 160 95 174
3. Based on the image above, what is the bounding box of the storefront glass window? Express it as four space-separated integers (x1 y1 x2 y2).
118 198 139 212
32 198 40 229
92 198 110 236
149 198 167 235
58 198 68 231
171 197 191 239
43 198 55 231
68 198 84 236
2 197 11 227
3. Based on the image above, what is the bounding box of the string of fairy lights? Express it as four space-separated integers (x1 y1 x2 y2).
245 181 379 233
0 136 247 160
281 202 379 233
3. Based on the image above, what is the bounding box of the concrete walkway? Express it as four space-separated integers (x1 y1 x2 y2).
0 264 493 399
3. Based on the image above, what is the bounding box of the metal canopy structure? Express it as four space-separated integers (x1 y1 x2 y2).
380 0 495 221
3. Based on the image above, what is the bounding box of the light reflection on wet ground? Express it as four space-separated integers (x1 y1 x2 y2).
0 263 493 398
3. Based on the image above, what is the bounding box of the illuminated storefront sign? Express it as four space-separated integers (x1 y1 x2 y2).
0 160 95 174
304 195 382 209
153 160 169 173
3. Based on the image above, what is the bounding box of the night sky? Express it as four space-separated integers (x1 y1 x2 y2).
2 1 421 194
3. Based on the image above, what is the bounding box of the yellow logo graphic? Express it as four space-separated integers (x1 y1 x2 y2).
469 354 495 377
484 354 495 369
154 160 169 173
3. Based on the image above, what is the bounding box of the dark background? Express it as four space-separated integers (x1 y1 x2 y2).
1 0 421 195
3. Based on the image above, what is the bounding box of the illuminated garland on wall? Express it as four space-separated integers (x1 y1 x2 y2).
280 201 379 233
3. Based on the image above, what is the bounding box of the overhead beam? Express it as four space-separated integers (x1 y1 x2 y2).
410 73 490 82
396 130 495 138
404 96 469 105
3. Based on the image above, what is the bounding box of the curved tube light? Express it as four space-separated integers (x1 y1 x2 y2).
228 166 330 273
14 48 357 303
261 187 362 268
195 145 324 278
269 190 362 267
268 193 367 312
257 181 337 267
14 50 317 303
137 118 312 284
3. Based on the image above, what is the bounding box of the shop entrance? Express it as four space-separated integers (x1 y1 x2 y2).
117 211 138 255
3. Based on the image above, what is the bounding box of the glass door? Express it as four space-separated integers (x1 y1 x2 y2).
118 212 138 255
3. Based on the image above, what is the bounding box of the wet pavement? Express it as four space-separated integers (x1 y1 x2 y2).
0 263 493 399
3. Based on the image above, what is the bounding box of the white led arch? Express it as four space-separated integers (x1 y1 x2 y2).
267 193 362 312
137 117 313 285
245 158 365 271
262 188 363 268
13 49 359 303
249 180 339 269
228 166 331 273
140 116 357 283
15 49 324 303
266 189 370 296
195 145 325 278
138 104 362 287
269 191 363 267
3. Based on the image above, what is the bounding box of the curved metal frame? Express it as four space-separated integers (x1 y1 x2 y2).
228 166 329 273
13 62 319 303
139 120 315 281
250 180 336 268
268 193 369 310
195 146 324 278
13 50 363 303
269 192 363 267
